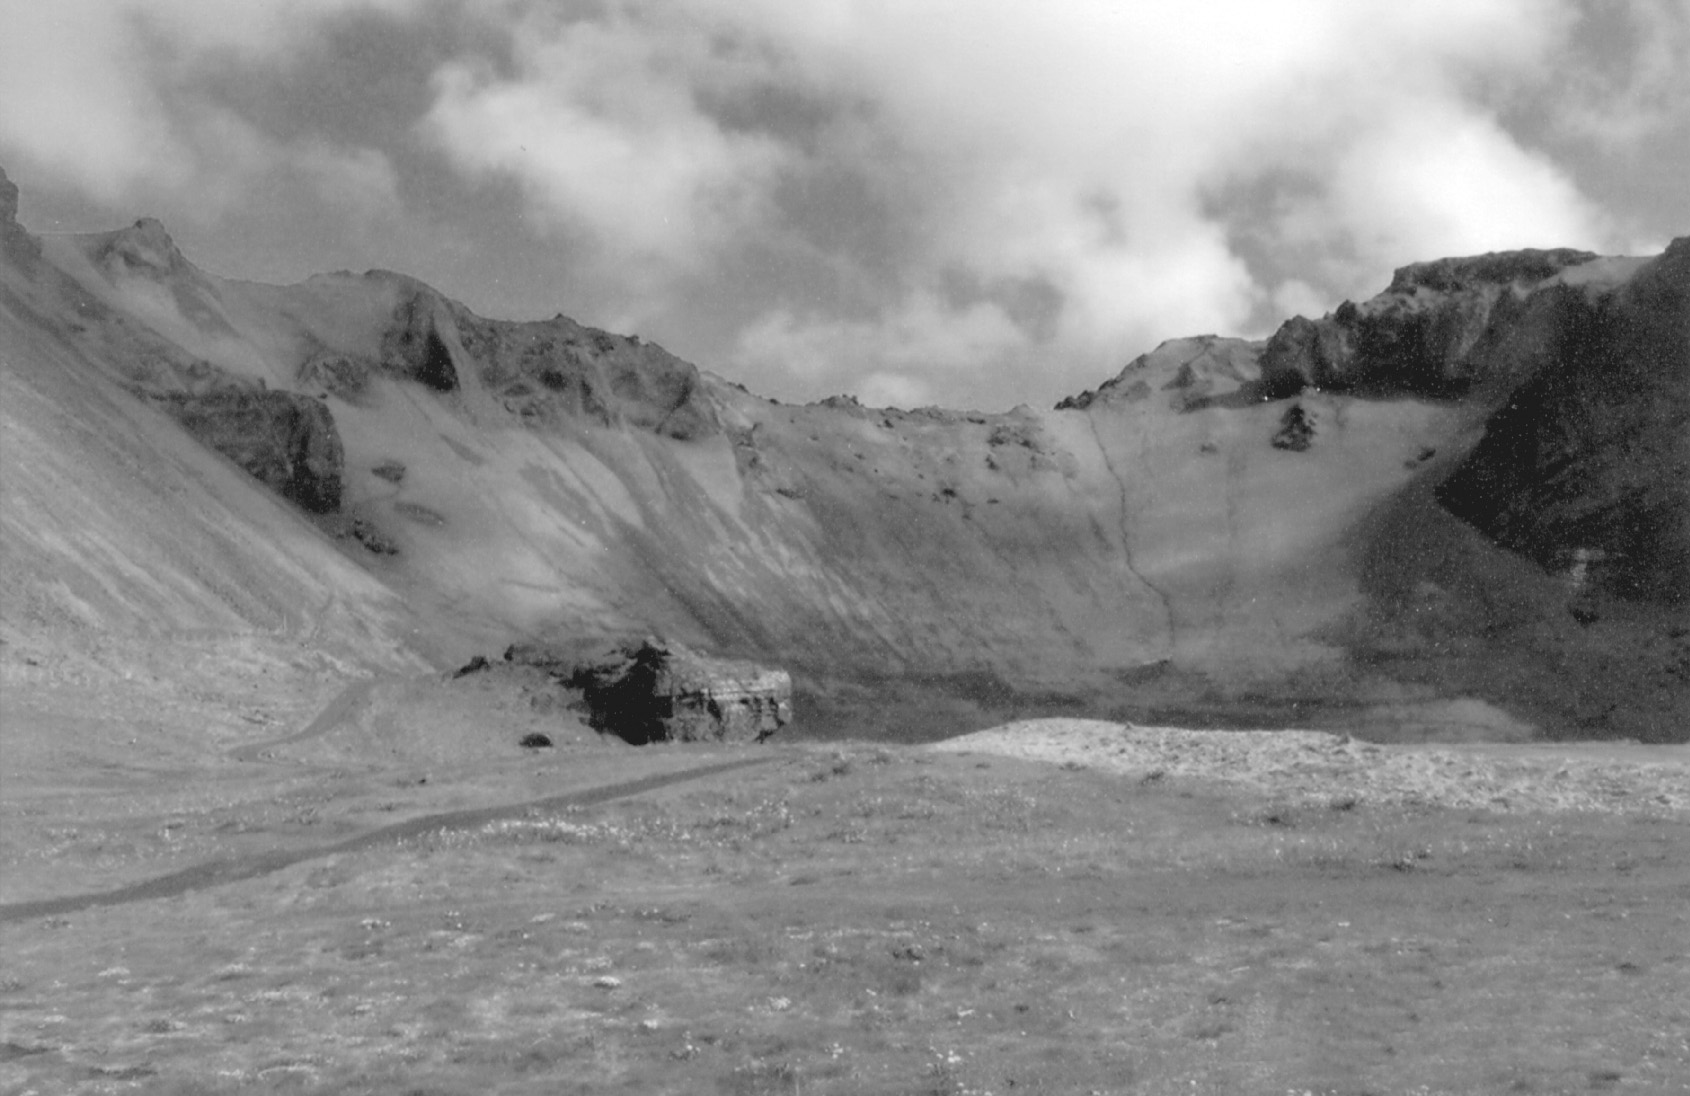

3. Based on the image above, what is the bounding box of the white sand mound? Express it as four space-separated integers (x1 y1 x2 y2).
932 719 1690 814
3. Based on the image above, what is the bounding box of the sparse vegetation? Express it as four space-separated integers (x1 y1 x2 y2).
3 733 1687 1095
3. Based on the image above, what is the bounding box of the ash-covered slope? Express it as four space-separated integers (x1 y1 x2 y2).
3 164 1683 741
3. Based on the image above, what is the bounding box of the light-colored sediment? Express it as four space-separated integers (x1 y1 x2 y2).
933 719 1690 814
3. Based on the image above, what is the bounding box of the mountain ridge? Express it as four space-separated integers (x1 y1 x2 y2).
3 164 1685 741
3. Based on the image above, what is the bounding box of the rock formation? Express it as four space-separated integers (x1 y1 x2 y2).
160 389 345 514
1436 240 1690 604
1258 248 1600 397
381 293 460 393
509 639 791 744
451 303 717 439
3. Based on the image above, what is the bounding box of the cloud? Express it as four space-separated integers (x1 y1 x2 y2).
732 290 1026 405
683 0 1618 405
0 0 408 218
0 3 190 201
2 0 1670 410
420 12 789 278
1553 0 1690 148
295 141 403 217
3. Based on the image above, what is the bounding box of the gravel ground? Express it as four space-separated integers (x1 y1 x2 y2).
932 720 1690 814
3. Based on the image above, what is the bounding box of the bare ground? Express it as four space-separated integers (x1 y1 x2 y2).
2 679 1688 1095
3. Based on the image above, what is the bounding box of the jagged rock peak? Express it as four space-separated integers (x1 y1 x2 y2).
100 216 189 274
1386 248 1599 294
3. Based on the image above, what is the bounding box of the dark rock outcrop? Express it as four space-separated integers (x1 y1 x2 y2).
1259 248 1601 398
381 293 459 392
511 638 791 744
452 306 717 440
1437 239 1690 604
1386 249 1600 295
160 389 345 513
0 165 40 264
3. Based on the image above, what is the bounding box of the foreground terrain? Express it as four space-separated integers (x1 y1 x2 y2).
4 161 1689 1094
3 672 1687 1096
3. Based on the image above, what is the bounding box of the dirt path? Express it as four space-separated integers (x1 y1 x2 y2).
227 675 382 763
0 754 774 923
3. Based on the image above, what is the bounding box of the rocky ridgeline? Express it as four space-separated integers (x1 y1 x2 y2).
1257 248 1601 398
0 185 347 516
298 280 719 441
448 301 718 440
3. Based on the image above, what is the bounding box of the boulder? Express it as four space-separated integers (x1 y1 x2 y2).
513 638 791 744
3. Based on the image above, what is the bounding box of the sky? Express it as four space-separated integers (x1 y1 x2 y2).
2 1 1686 411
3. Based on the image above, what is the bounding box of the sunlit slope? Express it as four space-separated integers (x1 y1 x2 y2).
0 215 418 674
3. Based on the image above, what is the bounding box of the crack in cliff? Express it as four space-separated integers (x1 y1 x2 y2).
1086 411 1177 658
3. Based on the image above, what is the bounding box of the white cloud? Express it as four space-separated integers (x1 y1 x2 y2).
732 290 1028 405
0 0 409 218
1328 106 1609 263
857 371 936 410
2 0 1667 409
420 9 790 291
684 0 1617 404
0 3 190 200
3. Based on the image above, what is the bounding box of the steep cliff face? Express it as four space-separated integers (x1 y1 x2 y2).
1437 240 1690 604
161 389 345 514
